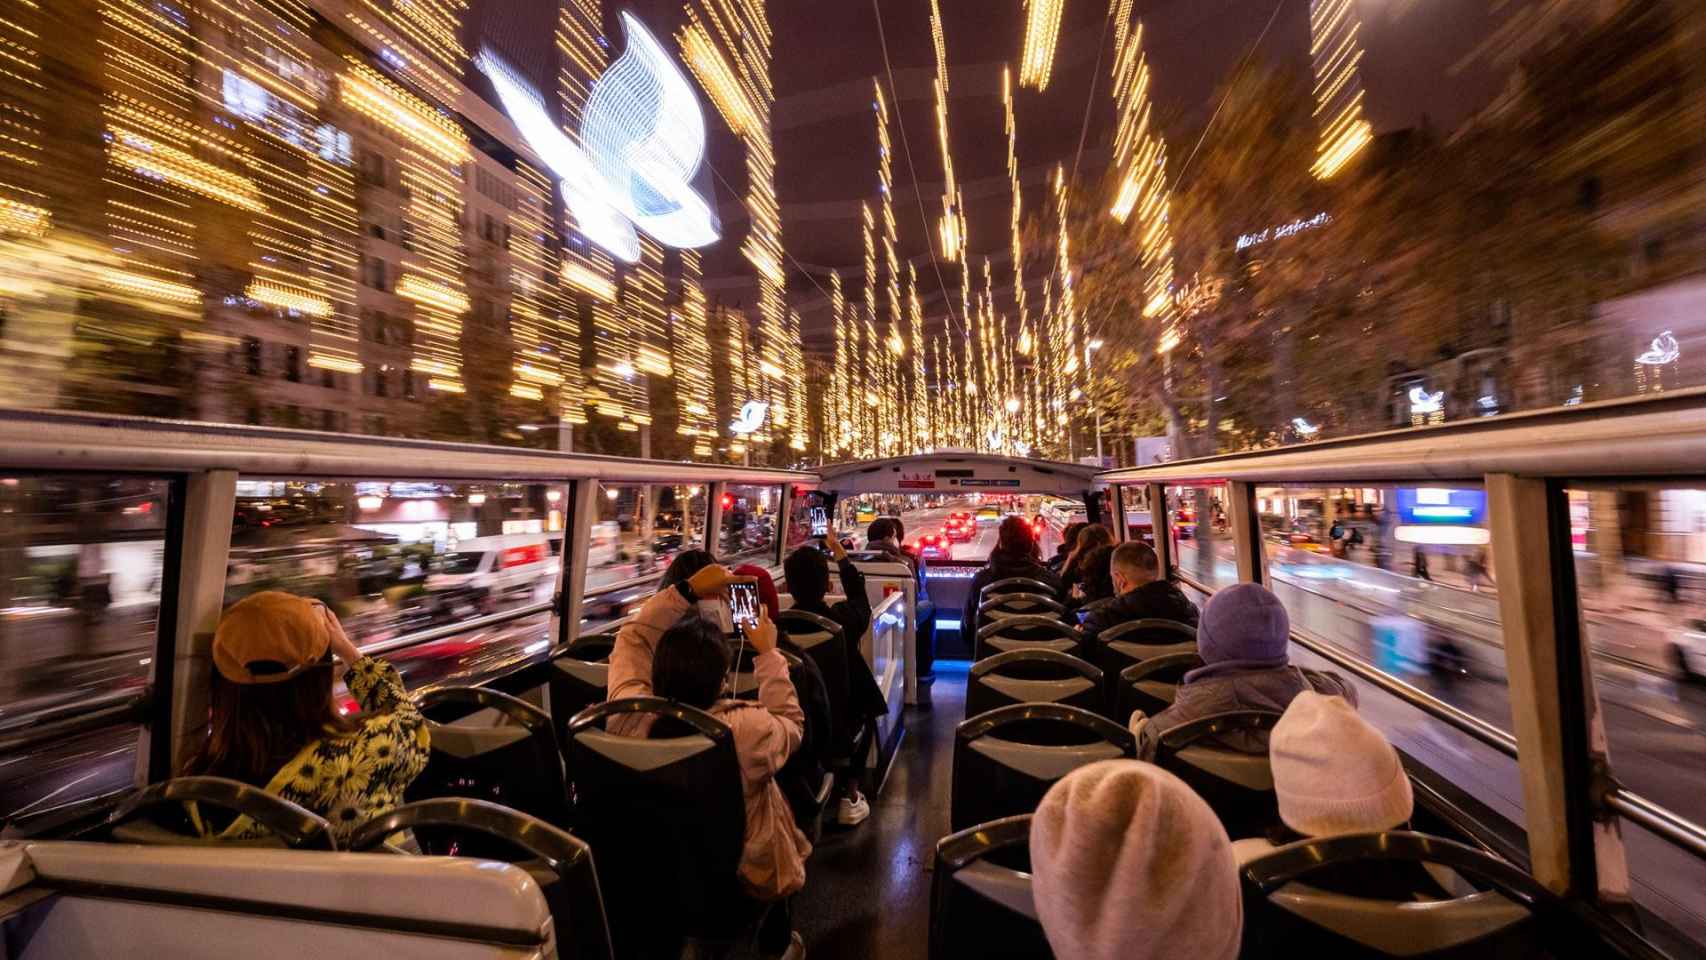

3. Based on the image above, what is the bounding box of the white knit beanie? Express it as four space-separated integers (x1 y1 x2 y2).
1029 760 1242 960
1271 691 1414 836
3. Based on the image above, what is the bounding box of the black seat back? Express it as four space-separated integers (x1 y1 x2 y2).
975 578 1061 637
967 649 1104 718
978 592 1065 621
974 614 1081 661
950 703 1134 831
979 577 1056 602
1115 653 1205 721
775 609 851 741
549 636 615 750
565 697 746 955
409 686 569 835
1147 709 1282 839
930 814 1051 959
349 798 614 960
1091 618 1196 698
96 776 336 849
1240 831 1570 959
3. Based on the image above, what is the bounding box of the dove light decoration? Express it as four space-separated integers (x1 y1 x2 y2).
478 13 719 263
730 400 770 436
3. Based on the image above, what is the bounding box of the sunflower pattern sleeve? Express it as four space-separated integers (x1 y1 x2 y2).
222 657 431 843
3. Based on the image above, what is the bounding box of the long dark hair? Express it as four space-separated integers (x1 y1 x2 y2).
652 613 730 710
1077 544 1117 603
993 515 1040 563
661 548 717 590
183 667 354 786
1062 524 1113 576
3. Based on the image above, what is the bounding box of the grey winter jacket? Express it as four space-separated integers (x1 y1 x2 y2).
1141 664 1357 754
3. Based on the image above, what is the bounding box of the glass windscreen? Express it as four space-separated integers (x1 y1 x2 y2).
226 479 565 693
847 493 1083 567
719 484 780 567
1565 483 1706 947
0 473 170 822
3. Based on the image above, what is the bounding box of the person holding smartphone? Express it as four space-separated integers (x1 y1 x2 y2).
604 564 811 956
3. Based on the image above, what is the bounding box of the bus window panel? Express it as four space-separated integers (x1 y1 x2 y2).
586 485 657 594
720 484 780 567
225 479 566 695
1567 483 1706 948
0 473 170 823
1166 483 1238 592
1254 483 1524 826
653 485 708 562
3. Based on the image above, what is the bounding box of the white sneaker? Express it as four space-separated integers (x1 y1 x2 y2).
835 791 871 826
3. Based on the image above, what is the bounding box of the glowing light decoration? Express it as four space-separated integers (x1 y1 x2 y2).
478 14 718 264
1108 5 1180 361
245 280 331 317
731 400 769 435
673 250 718 455
1309 0 1373 179
679 23 758 137
1019 0 1066 91
1292 417 1320 437
1636 331 1680 366
1236 212 1331 251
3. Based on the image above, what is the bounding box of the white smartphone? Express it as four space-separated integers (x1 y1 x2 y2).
727 582 760 638
809 506 828 538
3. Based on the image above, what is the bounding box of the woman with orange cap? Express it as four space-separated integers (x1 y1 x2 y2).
183 590 430 842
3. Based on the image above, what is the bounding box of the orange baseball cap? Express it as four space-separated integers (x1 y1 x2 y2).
212 591 333 684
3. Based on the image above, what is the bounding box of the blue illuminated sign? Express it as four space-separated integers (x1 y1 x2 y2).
1395 487 1486 525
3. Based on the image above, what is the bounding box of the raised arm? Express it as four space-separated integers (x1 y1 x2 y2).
734 609 804 779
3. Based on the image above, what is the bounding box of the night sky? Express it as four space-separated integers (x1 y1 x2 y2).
474 0 1516 346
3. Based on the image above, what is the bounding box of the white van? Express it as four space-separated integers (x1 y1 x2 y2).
426 533 561 601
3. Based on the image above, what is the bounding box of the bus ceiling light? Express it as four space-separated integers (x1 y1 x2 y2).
603 488 619 501
467 493 487 506
357 494 384 511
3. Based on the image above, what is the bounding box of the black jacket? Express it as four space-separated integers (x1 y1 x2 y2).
790 558 888 749
1079 580 1200 644
963 552 1063 634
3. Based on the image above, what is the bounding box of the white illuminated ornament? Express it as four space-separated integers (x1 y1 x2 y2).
1291 417 1319 437
476 14 718 263
1408 386 1444 416
1635 331 1680 366
730 400 770 435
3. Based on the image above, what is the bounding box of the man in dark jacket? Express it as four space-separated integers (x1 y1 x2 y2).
784 537 888 826
1080 541 1200 644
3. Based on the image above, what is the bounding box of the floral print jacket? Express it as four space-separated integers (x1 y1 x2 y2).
212 657 430 843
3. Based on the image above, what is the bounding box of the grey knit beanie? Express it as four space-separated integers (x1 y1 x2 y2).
1197 581 1290 665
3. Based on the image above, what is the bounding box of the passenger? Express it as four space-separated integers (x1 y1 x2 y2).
969 514 1057 634
606 564 810 955
865 516 918 578
963 515 1063 633
1047 521 1088 574
1058 524 1114 601
1030 759 1242 960
784 538 889 826
184 591 429 843
1066 544 1118 618
1234 692 1453 900
1136 582 1353 753
1080 542 1200 644
735 562 837 831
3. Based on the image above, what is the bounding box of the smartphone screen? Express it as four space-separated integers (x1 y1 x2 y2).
728 582 759 636
809 506 828 538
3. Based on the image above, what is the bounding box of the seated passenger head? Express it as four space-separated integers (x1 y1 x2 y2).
187 591 354 782
1072 524 1114 560
784 546 832 604
1077 544 1117 601
1110 541 1160 594
1197 582 1290 669
1030 759 1241 960
1272 692 1412 836
733 563 781 619
1058 521 1087 555
867 517 899 544
652 613 730 710
662 548 718 590
994 515 1039 561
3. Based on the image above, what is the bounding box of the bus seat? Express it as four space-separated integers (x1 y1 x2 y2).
409 687 569 832
95 776 336 849
349 797 613 960
978 592 1065 623
2 839 555 958
548 642 612 753
1240 831 1566 958
564 697 747 955
929 814 1051 959
951 703 1134 831
1114 653 1205 722
1145 710 1283 839
975 615 1082 661
1091 618 1198 701
727 643 836 842
967 649 1105 719
979 577 1058 603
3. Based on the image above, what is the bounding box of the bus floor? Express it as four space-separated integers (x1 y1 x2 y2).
793 660 969 959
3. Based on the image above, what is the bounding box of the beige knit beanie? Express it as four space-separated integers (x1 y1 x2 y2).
1028 760 1242 960
1271 691 1414 836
